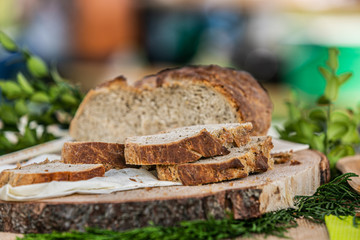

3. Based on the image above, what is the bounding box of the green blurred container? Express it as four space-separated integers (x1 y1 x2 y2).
281 44 360 108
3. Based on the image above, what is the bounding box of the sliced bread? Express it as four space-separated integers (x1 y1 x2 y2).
69 65 272 143
61 142 126 171
0 160 105 187
125 123 253 165
156 136 273 185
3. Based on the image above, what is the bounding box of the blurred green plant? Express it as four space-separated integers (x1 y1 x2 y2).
276 48 360 171
0 31 83 155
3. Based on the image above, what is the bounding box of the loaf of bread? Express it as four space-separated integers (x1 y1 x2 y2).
61 142 126 171
156 136 273 185
69 65 272 143
0 160 105 187
124 123 253 165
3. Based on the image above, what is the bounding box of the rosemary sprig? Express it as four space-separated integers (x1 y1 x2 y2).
18 173 360 240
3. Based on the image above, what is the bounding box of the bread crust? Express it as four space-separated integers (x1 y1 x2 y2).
69 65 272 140
0 162 105 187
157 136 273 185
62 142 126 171
125 129 230 165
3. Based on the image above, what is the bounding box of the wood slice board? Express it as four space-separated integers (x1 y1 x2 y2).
0 149 330 234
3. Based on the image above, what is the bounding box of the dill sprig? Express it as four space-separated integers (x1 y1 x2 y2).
18 210 297 240
294 172 360 223
18 173 360 240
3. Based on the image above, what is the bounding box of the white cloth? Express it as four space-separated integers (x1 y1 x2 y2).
0 138 308 201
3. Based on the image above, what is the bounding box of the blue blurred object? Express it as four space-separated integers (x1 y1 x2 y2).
0 52 27 80
144 8 205 64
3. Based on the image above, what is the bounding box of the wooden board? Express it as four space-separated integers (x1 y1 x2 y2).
0 149 330 234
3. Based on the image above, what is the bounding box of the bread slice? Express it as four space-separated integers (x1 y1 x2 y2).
125 123 253 165
61 142 126 171
156 136 273 185
0 160 105 187
69 65 272 143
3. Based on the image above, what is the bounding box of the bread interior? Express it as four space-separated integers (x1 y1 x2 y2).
73 82 238 142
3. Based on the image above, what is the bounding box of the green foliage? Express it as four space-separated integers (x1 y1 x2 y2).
277 48 360 169
0 31 17 52
18 173 360 240
294 173 360 222
0 31 84 155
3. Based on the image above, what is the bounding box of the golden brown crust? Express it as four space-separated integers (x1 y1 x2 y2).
61 142 126 171
157 157 249 186
136 65 272 135
125 130 230 165
0 163 105 187
157 136 274 186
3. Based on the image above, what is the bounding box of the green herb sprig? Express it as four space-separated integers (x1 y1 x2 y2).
294 173 360 222
276 48 360 169
18 173 360 240
0 31 83 155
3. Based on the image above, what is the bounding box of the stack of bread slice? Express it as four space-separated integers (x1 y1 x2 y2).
123 122 273 185
60 122 274 186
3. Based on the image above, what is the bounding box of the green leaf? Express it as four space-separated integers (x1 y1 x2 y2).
318 66 332 82
50 67 66 84
0 105 18 125
330 110 351 124
309 108 327 122
310 133 326 153
326 48 339 72
49 86 61 101
0 81 23 99
341 124 360 144
17 73 34 95
296 119 321 139
0 134 13 150
337 72 352 85
14 99 28 116
324 77 339 102
316 95 331 105
26 56 49 78
327 122 348 141
0 31 17 52
285 101 301 121
30 92 50 103
328 145 355 168
16 126 37 148
60 93 78 106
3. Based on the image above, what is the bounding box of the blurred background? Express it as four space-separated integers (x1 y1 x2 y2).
1 0 360 119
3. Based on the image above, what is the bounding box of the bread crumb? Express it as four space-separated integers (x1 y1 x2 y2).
290 160 301 165
145 187 153 191
129 178 137 182
16 162 21 169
